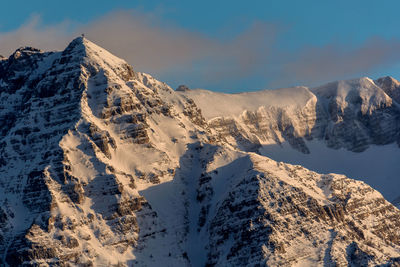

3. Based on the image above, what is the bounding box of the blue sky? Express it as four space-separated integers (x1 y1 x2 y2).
1 1 400 92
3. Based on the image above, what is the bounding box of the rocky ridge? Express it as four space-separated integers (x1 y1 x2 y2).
181 77 400 154
180 77 400 204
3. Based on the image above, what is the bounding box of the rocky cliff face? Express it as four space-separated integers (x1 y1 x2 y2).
197 151 400 266
182 77 400 154
0 37 211 266
1 38 400 266
181 77 400 204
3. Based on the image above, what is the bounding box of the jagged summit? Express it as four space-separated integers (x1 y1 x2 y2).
63 36 99 53
66 36 85 47
61 36 87 56
311 76 376 93
312 76 393 116
375 75 400 103
61 36 127 66
10 46 42 59
375 75 400 86
64 36 137 84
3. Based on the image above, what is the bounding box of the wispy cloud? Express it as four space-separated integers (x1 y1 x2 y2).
0 10 276 90
273 37 400 88
1 10 400 91
0 14 73 56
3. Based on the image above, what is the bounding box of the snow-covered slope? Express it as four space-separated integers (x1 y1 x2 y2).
1 37 400 266
179 77 400 202
0 37 211 266
180 86 314 119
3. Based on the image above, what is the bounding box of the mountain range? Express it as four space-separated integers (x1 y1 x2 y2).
1 37 400 266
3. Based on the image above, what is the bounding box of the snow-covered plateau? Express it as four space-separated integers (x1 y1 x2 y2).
1 37 400 266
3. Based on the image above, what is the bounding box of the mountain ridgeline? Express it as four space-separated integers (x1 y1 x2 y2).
181 76 400 154
1 37 400 266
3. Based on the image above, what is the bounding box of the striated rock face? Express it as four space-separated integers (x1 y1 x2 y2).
203 153 400 266
182 77 400 154
172 144 400 266
0 37 210 266
375 76 400 104
312 78 400 152
1 37 400 266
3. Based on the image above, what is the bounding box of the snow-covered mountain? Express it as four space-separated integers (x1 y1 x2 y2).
1 37 400 266
181 77 400 203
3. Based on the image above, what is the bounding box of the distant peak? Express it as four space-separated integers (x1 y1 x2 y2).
10 46 42 59
15 46 42 53
374 76 400 103
176 85 191 92
375 76 400 86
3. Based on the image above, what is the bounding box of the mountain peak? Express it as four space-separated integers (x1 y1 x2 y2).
66 36 129 67
6 46 43 62
61 36 87 58
375 76 400 103
66 36 98 51
375 75 400 84
63 36 98 55
60 36 136 82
